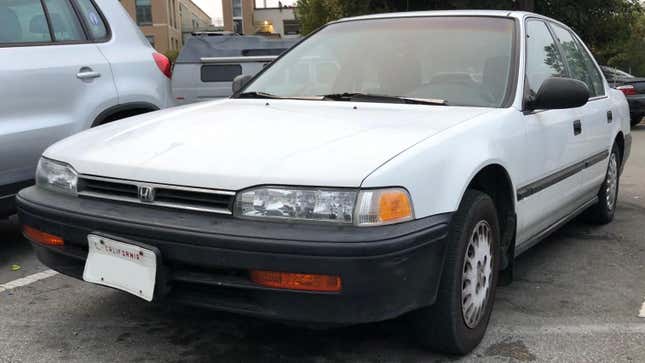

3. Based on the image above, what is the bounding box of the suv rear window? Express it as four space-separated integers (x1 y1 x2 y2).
201 64 243 82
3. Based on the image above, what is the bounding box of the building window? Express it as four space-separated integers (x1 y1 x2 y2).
136 0 152 25
283 19 300 35
170 0 177 28
146 35 155 48
232 0 242 18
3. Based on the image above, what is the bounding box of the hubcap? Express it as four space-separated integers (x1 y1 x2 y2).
461 220 493 329
606 153 618 211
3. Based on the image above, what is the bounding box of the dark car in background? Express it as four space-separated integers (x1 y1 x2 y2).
602 66 645 126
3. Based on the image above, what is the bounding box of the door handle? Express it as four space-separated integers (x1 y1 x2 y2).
76 68 101 80
607 110 613 123
573 120 582 135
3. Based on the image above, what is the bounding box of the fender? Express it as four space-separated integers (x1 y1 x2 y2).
361 108 525 219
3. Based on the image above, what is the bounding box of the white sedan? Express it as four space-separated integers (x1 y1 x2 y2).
17 10 630 355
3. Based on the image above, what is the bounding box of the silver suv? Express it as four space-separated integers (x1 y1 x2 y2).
0 0 174 216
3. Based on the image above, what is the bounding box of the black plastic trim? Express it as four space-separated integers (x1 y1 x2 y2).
517 150 609 201
91 102 159 126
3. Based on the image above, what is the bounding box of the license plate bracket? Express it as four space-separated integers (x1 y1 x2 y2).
83 234 161 302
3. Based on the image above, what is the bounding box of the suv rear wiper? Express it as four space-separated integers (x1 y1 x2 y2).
320 93 447 106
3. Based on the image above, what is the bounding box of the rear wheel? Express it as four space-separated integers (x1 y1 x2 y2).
631 115 643 127
585 144 620 224
412 190 500 355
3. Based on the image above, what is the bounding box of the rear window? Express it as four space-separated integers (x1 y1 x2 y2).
201 64 243 82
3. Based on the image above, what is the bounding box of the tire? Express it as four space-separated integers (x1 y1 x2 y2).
412 189 500 355
585 144 621 224
631 115 642 127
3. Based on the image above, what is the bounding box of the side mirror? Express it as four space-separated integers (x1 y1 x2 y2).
527 77 590 111
232 74 253 94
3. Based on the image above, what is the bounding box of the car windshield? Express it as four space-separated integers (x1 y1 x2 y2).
243 16 516 108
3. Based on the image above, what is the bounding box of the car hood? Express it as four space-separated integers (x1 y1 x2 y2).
45 99 493 190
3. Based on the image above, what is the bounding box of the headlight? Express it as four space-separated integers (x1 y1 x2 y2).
234 186 413 226
35 158 78 195
235 187 357 224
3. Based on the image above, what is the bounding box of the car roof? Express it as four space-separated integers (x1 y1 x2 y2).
335 10 558 25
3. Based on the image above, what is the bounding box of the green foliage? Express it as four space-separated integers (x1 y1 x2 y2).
604 12 645 76
296 0 342 35
163 50 180 65
535 0 642 57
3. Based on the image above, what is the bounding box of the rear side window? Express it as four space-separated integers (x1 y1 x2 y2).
0 0 52 44
74 0 108 40
525 20 566 95
43 0 84 41
201 65 243 82
550 23 604 97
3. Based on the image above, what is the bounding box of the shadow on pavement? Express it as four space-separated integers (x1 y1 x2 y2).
0 214 44 283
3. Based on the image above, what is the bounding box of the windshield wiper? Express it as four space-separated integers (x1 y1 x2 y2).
236 91 285 99
237 91 324 101
320 93 447 106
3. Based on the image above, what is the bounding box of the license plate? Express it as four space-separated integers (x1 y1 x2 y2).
83 234 157 301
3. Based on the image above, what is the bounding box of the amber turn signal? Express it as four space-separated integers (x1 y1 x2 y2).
23 225 64 246
250 270 342 292
378 190 413 222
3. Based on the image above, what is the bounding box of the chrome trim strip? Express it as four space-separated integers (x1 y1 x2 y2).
200 56 278 64
77 175 235 215
516 149 609 201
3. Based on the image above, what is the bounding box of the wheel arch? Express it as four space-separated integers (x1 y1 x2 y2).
462 162 517 272
91 102 160 127
614 131 625 161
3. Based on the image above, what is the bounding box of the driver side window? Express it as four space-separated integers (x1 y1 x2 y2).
525 20 565 96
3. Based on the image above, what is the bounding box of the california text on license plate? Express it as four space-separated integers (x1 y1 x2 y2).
83 234 157 301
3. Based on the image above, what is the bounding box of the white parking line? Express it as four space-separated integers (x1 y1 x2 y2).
0 270 58 293
639 299 645 318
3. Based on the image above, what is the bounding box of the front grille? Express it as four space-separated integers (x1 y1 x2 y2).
81 178 138 198
77 176 235 215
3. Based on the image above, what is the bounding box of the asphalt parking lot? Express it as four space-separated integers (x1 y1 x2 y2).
1 128 644 362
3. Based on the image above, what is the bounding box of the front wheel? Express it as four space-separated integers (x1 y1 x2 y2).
412 189 500 355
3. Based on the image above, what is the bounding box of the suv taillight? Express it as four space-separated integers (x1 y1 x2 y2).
153 52 172 78
617 85 637 96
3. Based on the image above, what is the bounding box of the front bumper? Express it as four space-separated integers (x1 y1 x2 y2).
17 187 451 324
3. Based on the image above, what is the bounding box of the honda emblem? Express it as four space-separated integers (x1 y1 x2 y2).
138 185 154 202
